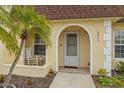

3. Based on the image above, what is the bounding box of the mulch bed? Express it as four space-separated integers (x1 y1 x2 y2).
0 73 56 88
91 75 109 88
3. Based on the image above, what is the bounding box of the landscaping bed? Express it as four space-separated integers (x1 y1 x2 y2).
92 74 124 88
0 73 56 88
92 62 124 88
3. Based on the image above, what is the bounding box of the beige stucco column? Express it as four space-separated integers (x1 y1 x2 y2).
104 19 112 76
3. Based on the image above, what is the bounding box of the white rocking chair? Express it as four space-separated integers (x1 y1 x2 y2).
25 48 38 66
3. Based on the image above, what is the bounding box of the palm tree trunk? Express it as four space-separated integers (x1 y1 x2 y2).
3 39 25 88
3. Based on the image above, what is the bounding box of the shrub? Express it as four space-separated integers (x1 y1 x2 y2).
98 76 112 86
117 75 124 82
98 76 124 88
115 61 124 73
27 80 33 86
47 68 55 77
97 68 108 76
110 77 124 88
0 75 5 82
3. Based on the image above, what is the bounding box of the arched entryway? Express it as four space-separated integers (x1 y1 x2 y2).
57 24 92 74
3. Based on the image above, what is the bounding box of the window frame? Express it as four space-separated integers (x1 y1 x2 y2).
33 34 46 56
114 30 124 59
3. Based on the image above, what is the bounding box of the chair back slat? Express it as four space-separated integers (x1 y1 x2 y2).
25 48 32 59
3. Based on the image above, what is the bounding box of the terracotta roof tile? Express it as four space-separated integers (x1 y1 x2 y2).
34 5 124 20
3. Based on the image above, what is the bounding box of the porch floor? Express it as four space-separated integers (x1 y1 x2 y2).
59 66 90 74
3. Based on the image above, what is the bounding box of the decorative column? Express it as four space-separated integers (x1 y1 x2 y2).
104 19 112 76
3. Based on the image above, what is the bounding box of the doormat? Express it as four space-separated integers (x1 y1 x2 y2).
64 66 78 68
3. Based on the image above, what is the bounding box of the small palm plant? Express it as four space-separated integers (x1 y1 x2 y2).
0 6 51 88
116 61 124 73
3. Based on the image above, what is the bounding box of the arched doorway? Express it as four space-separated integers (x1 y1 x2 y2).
57 24 92 74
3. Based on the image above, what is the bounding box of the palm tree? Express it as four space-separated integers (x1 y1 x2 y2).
0 5 51 88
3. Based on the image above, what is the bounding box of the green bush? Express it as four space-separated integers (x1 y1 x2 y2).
117 75 124 82
110 77 124 88
98 76 124 88
116 61 124 73
97 68 108 76
98 76 112 86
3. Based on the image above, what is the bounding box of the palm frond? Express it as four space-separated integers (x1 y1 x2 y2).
0 26 19 54
0 5 51 54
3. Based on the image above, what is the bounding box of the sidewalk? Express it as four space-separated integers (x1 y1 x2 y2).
50 72 96 88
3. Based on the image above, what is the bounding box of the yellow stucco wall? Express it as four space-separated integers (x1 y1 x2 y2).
48 19 105 74
4 17 124 78
2 39 24 65
2 19 105 75
25 33 34 47
58 26 90 68
0 5 28 75
0 42 3 74
0 6 24 65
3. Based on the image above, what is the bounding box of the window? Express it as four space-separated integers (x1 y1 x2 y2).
34 34 46 55
66 33 77 56
115 31 124 58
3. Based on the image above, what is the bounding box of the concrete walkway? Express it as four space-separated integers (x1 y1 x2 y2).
50 72 96 88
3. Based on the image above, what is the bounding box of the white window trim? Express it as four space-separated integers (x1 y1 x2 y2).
33 35 48 65
114 30 124 59
34 35 46 56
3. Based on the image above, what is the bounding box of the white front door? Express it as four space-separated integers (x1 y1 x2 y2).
64 32 79 67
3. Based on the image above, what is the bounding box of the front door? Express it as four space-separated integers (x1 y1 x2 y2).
64 32 79 67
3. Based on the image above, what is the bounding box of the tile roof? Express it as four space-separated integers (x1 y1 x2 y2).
35 5 124 20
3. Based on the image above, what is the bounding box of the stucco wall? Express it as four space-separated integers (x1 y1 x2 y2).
58 26 90 68
25 33 34 47
23 19 105 75
48 19 105 74
0 18 111 77
2 64 50 77
0 5 123 77
0 5 24 65
2 39 24 65
0 42 3 74
0 5 12 74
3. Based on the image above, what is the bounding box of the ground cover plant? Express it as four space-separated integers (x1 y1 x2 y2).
92 63 124 88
